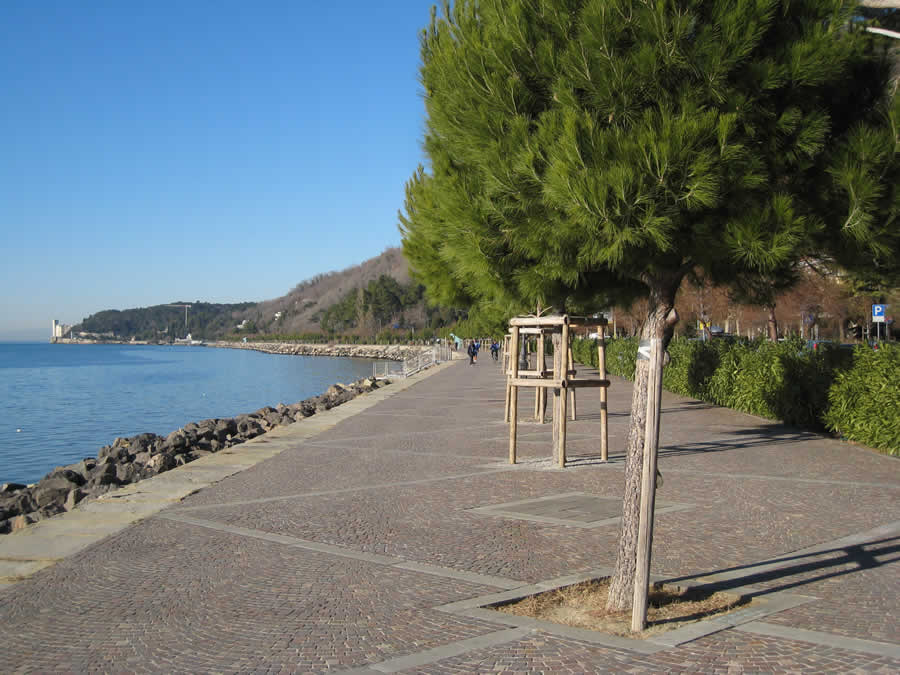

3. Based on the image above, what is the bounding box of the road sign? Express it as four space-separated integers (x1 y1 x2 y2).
873 304 886 323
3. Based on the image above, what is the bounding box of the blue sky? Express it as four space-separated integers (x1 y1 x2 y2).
0 1 434 340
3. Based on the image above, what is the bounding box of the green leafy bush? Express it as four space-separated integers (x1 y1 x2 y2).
606 338 639 379
824 344 900 455
572 336 896 454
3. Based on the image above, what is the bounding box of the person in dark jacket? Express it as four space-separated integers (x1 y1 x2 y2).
467 342 477 365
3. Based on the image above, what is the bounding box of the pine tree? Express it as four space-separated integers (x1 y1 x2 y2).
400 0 897 613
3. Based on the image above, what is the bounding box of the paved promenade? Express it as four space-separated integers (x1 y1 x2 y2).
1 357 899 673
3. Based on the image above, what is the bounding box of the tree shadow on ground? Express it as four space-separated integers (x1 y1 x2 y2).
563 426 821 465
664 536 900 599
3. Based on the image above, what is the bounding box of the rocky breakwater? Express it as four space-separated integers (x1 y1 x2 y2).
0 377 389 534
214 341 428 360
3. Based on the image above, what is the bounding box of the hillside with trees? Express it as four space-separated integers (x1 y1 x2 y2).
75 302 256 341
71 247 463 342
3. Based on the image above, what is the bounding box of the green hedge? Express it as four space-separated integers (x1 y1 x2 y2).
572 337 898 456
824 344 900 453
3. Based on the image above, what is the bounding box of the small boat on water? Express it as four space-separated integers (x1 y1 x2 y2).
173 333 206 346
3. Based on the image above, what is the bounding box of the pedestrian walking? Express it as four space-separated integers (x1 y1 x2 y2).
467 342 477 365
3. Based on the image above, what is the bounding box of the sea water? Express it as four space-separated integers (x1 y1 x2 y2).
0 343 378 485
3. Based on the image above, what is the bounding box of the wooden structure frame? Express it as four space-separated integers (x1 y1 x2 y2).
504 314 610 468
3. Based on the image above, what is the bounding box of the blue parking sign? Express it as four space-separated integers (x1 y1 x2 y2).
872 304 886 323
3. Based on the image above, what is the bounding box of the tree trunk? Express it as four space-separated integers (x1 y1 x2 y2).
606 274 682 612
766 304 778 341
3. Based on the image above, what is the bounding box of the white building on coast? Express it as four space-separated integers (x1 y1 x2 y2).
51 320 71 342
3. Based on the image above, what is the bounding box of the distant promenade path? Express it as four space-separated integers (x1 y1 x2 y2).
1 358 898 672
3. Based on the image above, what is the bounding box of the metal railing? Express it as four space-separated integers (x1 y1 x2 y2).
372 343 453 379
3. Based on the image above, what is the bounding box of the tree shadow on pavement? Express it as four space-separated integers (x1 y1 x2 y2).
565 427 820 465
664 536 900 599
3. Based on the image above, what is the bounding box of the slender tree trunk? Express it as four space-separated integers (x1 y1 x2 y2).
606 274 682 612
766 304 778 341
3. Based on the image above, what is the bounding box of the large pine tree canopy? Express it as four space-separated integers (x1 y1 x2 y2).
400 0 898 318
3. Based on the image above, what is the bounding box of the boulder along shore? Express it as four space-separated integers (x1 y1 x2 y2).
210 341 431 360
0 377 390 535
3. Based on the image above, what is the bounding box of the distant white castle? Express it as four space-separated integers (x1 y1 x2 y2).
51 319 71 340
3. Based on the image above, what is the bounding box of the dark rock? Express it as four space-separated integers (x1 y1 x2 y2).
45 468 87 487
236 418 264 439
164 429 189 451
32 477 80 509
193 439 212 452
195 419 218 440
129 432 160 454
116 463 140 484
88 461 120 487
64 488 87 511
39 503 65 519
73 458 98 477
1 482 26 494
98 444 131 463
263 411 286 427
146 452 176 474
132 451 152 466
214 419 236 441
181 422 202 443
0 490 37 519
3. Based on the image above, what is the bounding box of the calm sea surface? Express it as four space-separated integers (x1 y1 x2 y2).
0 343 379 485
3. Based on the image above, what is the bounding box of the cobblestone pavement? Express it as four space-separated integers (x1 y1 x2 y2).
1 358 898 673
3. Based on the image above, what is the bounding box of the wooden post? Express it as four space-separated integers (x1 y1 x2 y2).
504 335 512 422
558 321 570 467
533 333 544 422
568 342 576 421
631 337 664 632
540 331 547 423
551 331 561 465
540 383 547 424
509 326 520 464
599 325 608 462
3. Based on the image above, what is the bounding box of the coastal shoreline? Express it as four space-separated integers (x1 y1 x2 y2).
0 359 458 587
209 341 434 361
49 339 436 361
0 376 391 535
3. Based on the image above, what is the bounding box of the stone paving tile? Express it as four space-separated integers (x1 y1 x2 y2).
395 629 900 673
176 442 491 508
0 517 504 673
192 470 625 582
193 461 899 590
647 476 900 577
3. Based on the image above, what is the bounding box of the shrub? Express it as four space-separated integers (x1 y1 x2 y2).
574 335 899 455
824 343 900 455
606 338 639 379
663 339 723 400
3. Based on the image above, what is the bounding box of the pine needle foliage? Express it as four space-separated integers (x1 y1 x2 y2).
400 0 897 316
